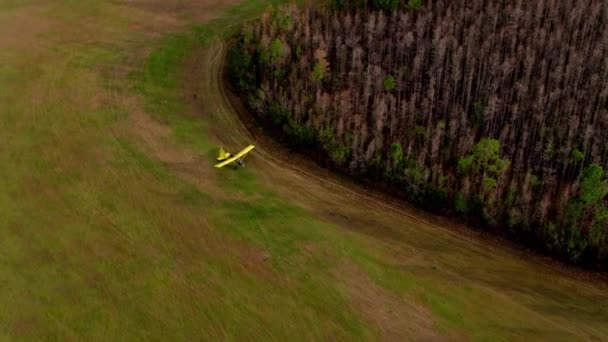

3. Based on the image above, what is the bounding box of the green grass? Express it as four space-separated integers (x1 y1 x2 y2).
1 0 608 340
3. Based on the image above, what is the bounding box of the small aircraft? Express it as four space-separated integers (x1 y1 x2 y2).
215 145 255 168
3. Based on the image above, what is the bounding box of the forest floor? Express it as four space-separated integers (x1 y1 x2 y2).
1 0 608 340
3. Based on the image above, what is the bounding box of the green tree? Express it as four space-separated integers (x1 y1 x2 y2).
388 143 405 180
383 75 396 91
579 164 608 205
407 0 423 10
329 144 350 165
457 155 474 175
319 128 350 166
390 143 403 164
590 205 608 245
268 38 285 65
571 148 584 163
529 173 540 188
482 176 498 190
311 62 325 82
559 164 608 261
458 138 510 178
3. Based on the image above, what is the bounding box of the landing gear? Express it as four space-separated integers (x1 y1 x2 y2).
235 158 245 168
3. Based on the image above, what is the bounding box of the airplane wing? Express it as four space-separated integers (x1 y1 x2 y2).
214 145 255 168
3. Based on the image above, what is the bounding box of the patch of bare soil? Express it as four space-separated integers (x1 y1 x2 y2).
335 260 442 341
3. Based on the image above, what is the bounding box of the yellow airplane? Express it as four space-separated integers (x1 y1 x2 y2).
215 145 255 168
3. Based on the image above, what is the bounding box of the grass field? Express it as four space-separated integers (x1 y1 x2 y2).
1 0 608 340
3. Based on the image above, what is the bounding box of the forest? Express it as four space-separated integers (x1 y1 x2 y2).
227 0 608 267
